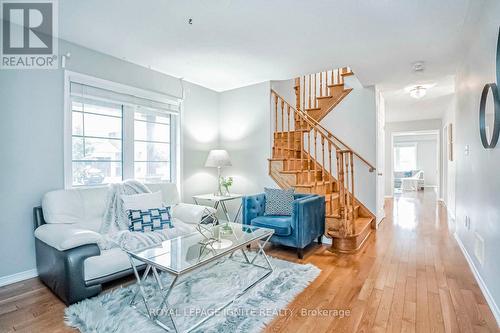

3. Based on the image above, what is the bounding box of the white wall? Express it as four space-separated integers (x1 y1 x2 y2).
218 81 276 218
454 0 500 323
181 83 220 203
393 134 439 186
320 76 377 213
384 119 442 196
0 40 219 279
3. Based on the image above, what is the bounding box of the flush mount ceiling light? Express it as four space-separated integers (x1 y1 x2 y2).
409 85 427 99
404 83 436 99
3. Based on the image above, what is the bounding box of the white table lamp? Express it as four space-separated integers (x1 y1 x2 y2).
205 149 232 196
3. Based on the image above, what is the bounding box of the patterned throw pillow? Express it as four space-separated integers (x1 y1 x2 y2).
264 187 295 216
127 207 173 232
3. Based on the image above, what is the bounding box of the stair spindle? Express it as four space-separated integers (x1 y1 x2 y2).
307 130 311 182
281 100 285 157
321 136 325 185
328 142 333 212
320 72 323 97
314 129 318 188
350 151 355 233
302 76 305 111
308 74 312 109
344 152 351 233
313 73 318 108
287 105 291 158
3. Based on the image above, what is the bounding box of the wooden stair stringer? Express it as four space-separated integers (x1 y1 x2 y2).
307 88 353 123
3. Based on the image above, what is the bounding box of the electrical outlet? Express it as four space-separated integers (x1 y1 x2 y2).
474 232 485 266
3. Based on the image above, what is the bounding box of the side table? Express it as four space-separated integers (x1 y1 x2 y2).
192 193 243 222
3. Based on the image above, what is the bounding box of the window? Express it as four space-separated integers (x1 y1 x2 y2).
133 110 171 183
65 73 180 188
394 144 417 172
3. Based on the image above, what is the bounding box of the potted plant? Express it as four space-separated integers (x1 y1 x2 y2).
220 176 233 196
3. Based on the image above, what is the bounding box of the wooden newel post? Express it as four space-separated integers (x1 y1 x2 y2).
294 77 301 111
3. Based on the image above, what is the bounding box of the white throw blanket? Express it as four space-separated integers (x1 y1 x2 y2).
97 180 173 251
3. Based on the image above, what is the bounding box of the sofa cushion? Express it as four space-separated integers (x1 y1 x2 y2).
35 223 103 251
250 215 292 236
121 191 163 211
83 219 197 281
146 183 181 206
171 203 216 224
42 187 108 224
127 207 173 231
264 187 295 216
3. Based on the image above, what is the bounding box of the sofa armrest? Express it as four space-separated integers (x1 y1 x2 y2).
35 224 102 251
292 195 325 248
171 203 216 224
242 193 266 225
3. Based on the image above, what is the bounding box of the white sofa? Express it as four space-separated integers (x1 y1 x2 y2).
34 183 215 305
393 170 425 191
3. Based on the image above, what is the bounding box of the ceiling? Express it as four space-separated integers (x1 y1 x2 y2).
58 0 474 92
383 75 456 122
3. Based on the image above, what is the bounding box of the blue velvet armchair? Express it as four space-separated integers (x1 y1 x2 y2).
242 193 325 259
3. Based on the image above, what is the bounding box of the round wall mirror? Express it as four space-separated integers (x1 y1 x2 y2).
479 28 500 149
479 84 500 148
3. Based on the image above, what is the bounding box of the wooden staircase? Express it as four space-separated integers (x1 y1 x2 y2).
296 67 354 123
269 67 376 253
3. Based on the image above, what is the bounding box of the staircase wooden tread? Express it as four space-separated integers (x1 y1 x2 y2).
326 216 373 238
294 180 333 187
328 83 344 88
305 107 321 112
274 147 301 151
316 95 333 100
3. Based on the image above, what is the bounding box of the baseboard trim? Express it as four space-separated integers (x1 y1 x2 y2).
454 233 500 327
0 269 38 287
438 199 456 221
384 195 393 199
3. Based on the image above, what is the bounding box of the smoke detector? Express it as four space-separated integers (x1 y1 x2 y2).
412 61 425 72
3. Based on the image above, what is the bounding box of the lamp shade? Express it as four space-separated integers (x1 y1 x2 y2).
205 149 232 168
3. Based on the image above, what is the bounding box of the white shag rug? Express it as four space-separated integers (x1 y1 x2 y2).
65 252 320 333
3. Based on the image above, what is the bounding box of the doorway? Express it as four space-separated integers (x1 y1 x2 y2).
390 130 440 197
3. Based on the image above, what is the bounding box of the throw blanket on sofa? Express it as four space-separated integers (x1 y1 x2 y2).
97 180 175 251
99 179 151 234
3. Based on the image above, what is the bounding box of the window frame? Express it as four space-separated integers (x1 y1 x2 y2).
393 142 418 172
64 71 182 189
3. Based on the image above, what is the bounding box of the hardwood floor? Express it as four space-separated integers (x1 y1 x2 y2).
1 189 498 332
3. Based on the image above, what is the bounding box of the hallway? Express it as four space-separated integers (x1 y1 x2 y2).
265 189 499 332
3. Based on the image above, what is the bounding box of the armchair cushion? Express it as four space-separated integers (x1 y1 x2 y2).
35 224 102 251
250 215 292 236
264 187 295 216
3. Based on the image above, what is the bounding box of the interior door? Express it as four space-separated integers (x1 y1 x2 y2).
376 92 386 225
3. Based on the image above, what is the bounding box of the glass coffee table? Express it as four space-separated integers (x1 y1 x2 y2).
125 222 274 332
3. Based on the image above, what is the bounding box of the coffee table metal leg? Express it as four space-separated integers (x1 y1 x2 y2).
220 201 232 221
128 258 153 317
154 275 180 332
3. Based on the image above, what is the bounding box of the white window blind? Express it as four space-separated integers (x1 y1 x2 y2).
66 76 180 187
394 143 417 172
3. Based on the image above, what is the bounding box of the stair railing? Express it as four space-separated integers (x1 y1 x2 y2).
271 89 356 236
297 67 352 111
